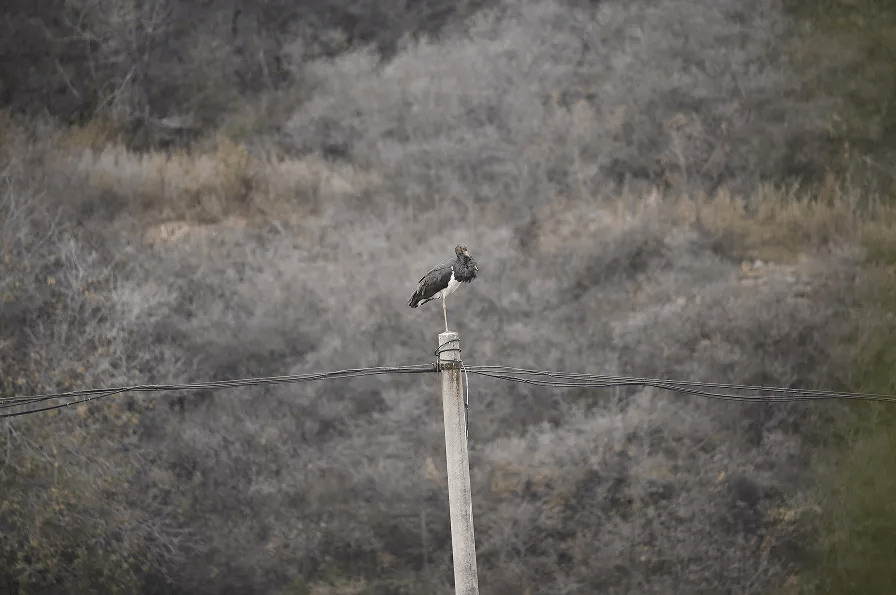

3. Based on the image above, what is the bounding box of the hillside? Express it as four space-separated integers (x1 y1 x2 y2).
2 0 896 594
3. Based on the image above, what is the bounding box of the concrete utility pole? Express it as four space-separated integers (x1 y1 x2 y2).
437 331 480 595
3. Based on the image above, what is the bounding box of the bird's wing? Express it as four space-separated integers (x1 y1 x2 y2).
418 259 453 284
409 259 455 306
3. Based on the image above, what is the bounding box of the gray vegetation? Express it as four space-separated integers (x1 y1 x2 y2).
2 0 895 593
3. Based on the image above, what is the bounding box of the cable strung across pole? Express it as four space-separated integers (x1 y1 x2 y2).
0 365 437 418
4 362 896 419
464 366 896 404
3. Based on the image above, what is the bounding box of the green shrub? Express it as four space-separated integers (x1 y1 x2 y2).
791 229 896 594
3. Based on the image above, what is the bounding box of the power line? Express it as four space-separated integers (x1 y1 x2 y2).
3 362 896 419
0 365 437 418
464 366 896 403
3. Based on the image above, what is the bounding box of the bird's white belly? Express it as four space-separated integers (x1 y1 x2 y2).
439 269 461 299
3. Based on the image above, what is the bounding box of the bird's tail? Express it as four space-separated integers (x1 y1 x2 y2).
408 288 422 308
408 287 433 308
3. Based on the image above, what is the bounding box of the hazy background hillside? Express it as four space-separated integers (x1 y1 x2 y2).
2 0 896 594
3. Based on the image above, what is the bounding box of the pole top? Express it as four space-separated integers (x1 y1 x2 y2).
438 331 461 363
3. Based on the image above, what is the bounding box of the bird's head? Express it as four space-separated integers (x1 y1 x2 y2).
455 244 478 270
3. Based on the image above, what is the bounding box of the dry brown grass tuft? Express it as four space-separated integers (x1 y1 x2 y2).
67 137 256 222
699 184 862 263
51 135 383 233
57 118 130 152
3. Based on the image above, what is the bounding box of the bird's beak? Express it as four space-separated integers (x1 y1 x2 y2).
474 265 479 271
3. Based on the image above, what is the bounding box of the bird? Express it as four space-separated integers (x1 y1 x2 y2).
408 244 479 332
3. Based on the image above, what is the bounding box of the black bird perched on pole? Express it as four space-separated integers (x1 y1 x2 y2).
408 244 479 332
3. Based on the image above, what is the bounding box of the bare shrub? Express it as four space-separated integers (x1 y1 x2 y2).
1 0 278 136
284 0 826 213
473 391 798 594
1 0 494 143
0 129 194 593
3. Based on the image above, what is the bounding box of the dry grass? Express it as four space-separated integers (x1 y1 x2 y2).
58 136 384 229
698 181 865 263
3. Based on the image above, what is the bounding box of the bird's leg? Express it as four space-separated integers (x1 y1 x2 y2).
443 295 449 332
